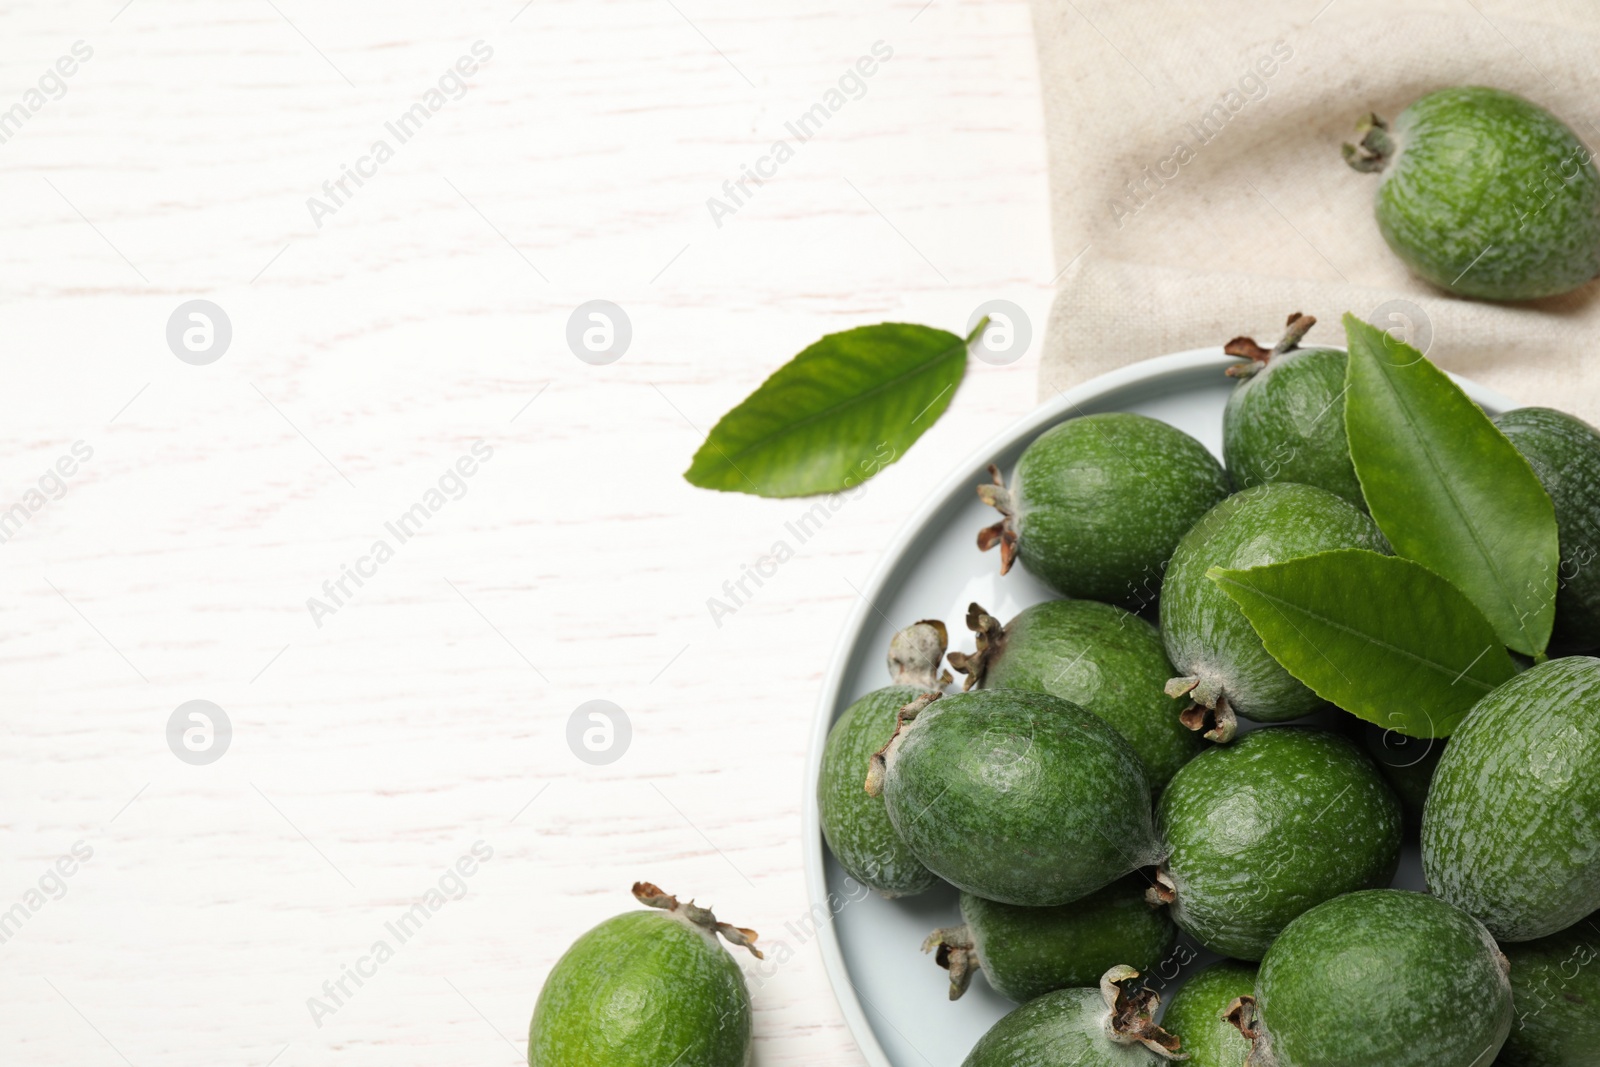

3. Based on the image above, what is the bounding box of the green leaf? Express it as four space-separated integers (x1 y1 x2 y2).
1342 313 1559 657
1210 550 1518 738
683 322 973 497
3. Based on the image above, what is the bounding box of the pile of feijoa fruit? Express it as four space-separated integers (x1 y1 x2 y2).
810 309 1600 1067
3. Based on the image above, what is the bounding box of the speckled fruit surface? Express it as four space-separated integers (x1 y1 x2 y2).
982 412 1229 607
874 689 1160 907
1253 889 1512 1067
1423 656 1600 942
1496 407 1600 652
1160 960 1256 1067
930 876 1176 1003
1223 346 1362 507
1155 727 1401 960
1360 87 1600 300
818 683 941 898
528 904 752 1067
961 973 1178 1067
1497 911 1600 1066
1160 483 1387 724
961 599 1199 789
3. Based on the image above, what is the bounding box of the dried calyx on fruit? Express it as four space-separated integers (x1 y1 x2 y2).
1221 313 1363 508
959 966 1183 1066
527 882 760 1067
976 412 1230 607
924 877 1176 1003
950 600 1199 790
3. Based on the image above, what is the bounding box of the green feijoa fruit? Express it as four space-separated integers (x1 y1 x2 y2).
1242 890 1512 1067
528 882 760 1067
1344 87 1600 301
1423 656 1600 942
962 967 1182 1067
1160 482 1387 740
949 600 1200 790
1221 314 1362 507
867 688 1160 907
925 876 1177 1002
977 412 1230 608
1498 911 1600 1066
1152 727 1401 960
1360 721 1444 834
817 620 947 898
1495 407 1600 652
1160 960 1257 1067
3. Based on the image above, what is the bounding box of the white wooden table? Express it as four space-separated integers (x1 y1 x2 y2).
0 1 1051 1062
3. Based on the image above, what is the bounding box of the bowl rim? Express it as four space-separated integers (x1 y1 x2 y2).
799 344 1518 1067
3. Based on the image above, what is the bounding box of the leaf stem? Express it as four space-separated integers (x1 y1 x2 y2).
965 316 991 347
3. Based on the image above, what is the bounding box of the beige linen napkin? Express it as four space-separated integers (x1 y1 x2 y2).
1030 0 1600 421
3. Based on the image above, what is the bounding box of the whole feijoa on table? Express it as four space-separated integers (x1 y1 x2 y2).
961 967 1181 1067
1221 313 1362 507
1160 960 1257 1067
1152 726 1402 960
1495 406 1600 652
867 688 1161 907
1344 86 1600 300
949 600 1199 790
1496 911 1600 1067
923 875 1176 1003
528 883 759 1067
976 411 1230 608
817 620 946 898
1160 482 1387 739
1241 889 1513 1067
1423 656 1600 942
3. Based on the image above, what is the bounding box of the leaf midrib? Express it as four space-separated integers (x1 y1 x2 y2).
712 333 966 466
1363 347 1536 652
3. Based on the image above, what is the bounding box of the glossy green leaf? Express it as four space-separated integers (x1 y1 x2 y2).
683 322 974 497
1342 313 1559 656
1211 550 1518 738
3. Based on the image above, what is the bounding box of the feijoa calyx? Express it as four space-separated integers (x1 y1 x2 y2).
817 620 946 898
868 688 1161 906
528 882 760 1067
1423 656 1600 942
1221 313 1362 507
949 600 1199 789
978 411 1230 608
1240 889 1512 1067
1161 960 1257 1067
1153 726 1401 960
1345 87 1600 301
925 875 1176 1003
962 966 1182 1066
1496 910 1600 1066
1495 407 1600 652
1161 482 1387 740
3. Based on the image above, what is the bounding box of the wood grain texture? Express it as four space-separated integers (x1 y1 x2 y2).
0 1 1050 1063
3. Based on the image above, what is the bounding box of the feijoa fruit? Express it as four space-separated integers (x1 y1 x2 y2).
978 412 1230 608
949 600 1199 790
817 621 946 898
527 882 760 1067
1344 87 1600 301
1153 727 1401 960
867 688 1161 906
925 875 1177 1002
1160 482 1387 740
